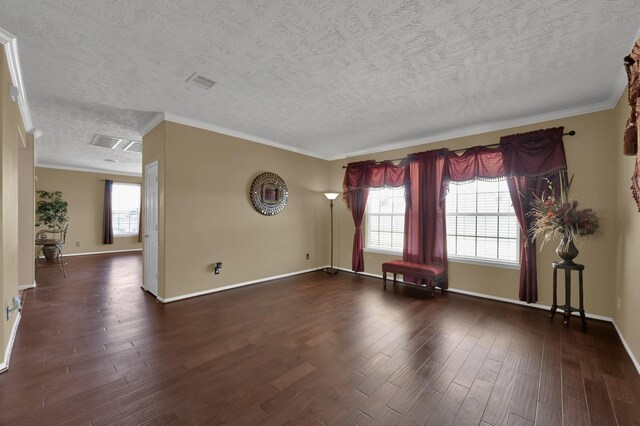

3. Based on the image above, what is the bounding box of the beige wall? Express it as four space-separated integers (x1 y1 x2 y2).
35 167 142 256
144 121 330 300
613 92 640 363
0 45 23 368
18 132 34 287
329 108 619 318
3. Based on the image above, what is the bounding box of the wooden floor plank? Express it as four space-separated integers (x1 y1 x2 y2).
453 345 490 389
482 351 521 425
426 382 468 425
563 397 590 426
509 372 539 422
386 357 443 415
0 253 637 425
535 401 562 426
452 378 493 426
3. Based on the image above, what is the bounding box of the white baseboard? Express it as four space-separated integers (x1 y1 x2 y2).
0 312 21 374
37 248 142 259
444 287 613 322
158 266 329 303
17 282 36 291
612 320 640 376
338 267 612 321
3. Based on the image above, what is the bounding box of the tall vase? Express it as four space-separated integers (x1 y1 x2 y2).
556 235 579 265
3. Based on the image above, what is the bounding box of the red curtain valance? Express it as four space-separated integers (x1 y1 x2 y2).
344 126 566 201
342 159 408 208
500 127 567 178
446 146 505 182
446 127 566 182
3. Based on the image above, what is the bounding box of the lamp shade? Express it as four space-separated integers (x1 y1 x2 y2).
324 192 340 200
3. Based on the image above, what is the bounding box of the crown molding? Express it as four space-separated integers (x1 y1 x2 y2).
138 112 165 136
161 112 331 160
0 27 34 133
328 99 616 161
141 95 620 164
36 163 142 177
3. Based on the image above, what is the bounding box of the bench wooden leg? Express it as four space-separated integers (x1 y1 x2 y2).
383 271 387 289
393 273 397 287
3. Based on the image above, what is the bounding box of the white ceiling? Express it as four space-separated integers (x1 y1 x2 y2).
1 1 639 175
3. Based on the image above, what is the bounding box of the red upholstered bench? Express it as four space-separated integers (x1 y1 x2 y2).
382 260 445 296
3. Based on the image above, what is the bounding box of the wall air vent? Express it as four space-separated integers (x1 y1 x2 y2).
186 72 216 89
91 134 122 149
123 140 142 153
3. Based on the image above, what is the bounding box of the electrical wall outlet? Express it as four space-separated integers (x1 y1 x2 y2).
214 262 222 275
306 253 310 260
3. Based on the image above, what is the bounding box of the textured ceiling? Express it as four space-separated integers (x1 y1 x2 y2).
1 0 639 175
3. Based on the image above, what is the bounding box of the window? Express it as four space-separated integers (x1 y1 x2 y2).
112 183 141 236
366 187 405 253
446 178 519 265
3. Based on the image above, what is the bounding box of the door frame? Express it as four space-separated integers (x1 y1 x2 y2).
143 160 159 298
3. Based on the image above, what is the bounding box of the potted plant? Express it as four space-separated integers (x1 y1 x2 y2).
36 190 68 260
36 190 68 228
529 180 600 265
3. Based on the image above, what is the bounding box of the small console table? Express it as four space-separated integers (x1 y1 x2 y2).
549 262 586 330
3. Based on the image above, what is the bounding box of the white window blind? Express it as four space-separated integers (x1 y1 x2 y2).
366 187 405 253
446 178 519 264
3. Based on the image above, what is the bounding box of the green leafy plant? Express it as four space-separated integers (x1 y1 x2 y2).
36 190 68 228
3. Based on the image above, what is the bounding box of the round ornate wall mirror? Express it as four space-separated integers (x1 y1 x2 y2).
250 172 288 216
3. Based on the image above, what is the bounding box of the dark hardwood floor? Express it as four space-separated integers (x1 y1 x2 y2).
1 252 639 425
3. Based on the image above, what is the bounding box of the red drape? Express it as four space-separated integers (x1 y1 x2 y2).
349 188 369 272
102 179 114 245
343 160 408 272
403 149 449 288
500 127 566 303
505 176 553 303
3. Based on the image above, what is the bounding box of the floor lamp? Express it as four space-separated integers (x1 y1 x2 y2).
324 192 339 275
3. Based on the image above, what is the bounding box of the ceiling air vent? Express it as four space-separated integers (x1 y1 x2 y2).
186 72 216 89
91 134 122 149
123 140 142 153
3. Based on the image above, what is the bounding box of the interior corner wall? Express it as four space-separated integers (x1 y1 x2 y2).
613 91 640 363
18 132 34 287
0 45 22 368
34 167 142 256
153 121 330 300
330 108 619 319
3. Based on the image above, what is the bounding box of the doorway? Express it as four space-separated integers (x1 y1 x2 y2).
144 161 159 297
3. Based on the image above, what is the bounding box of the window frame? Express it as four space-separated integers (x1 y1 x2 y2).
446 179 520 269
364 186 405 255
111 182 141 237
